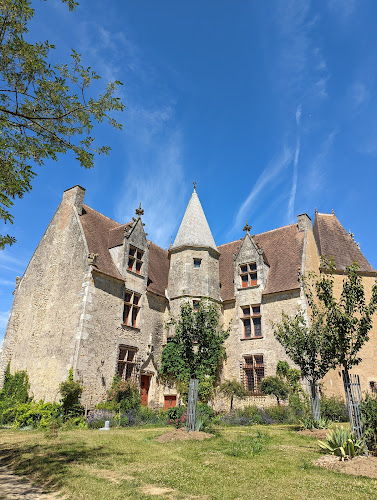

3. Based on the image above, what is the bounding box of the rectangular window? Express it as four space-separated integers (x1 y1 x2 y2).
123 290 141 327
240 262 258 288
128 245 143 274
193 299 200 311
117 346 137 381
243 354 264 394
193 258 202 268
242 305 262 338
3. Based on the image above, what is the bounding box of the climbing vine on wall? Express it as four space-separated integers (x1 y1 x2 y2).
159 299 229 402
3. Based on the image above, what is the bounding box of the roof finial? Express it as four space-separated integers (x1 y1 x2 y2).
315 207 318 214
135 202 144 217
193 181 197 191
243 220 252 234
331 208 335 215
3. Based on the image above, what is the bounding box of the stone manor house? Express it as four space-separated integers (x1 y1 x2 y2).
1 185 376 409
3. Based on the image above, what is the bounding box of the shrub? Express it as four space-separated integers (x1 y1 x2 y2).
300 416 331 430
361 392 377 454
262 405 290 423
59 368 84 417
320 395 348 422
318 426 366 460
9 401 62 429
197 402 215 420
87 409 116 429
0 364 30 403
106 377 141 412
0 365 31 426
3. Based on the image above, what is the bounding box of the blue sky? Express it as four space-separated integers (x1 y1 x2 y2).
1 0 377 342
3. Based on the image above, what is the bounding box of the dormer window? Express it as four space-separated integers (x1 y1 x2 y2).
128 245 143 274
193 258 201 268
240 262 257 288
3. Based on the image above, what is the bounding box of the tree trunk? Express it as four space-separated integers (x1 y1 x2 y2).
309 379 321 423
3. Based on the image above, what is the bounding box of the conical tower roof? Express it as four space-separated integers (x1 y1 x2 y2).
172 189 218 252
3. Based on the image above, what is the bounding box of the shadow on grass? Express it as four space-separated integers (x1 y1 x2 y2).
0 439 133 491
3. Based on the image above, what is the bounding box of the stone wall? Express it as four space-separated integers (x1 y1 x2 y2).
0 186 88 401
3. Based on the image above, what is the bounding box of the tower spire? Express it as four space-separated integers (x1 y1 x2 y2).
172 189 217 252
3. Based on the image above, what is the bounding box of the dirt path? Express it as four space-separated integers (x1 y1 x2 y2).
0 466 64 500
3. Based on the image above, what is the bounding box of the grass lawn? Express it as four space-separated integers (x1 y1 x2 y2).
0 425 376 499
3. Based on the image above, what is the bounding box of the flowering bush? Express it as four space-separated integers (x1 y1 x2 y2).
169 411 187 429
106 377 141 412
86 409 116 429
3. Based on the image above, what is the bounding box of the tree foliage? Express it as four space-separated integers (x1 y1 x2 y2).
260 376 289 405
0 0 124 248
0 363 30 403
219 380 248 411
59 367 83 416
313 261 377 372
159 299 229 402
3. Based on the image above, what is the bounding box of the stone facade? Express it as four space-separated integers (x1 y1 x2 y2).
1 185 376 409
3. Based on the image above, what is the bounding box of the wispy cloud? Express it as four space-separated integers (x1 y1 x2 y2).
0 279 15 287
0 310 10 329
0 251 26 272
275 0 329 101
306 131 337 194
351 82 370 108
327 0 356 22
116 105 186 248
287 104 302 222
233 147 293 232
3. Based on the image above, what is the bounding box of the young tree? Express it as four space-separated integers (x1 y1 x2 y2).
274 277 334 421
0 0 124 248
219 380 248 411
314 262 377 379
159 299 229 403
274 260 377 423
260 376 289 406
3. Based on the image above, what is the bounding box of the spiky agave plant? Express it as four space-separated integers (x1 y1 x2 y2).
318 426 366 460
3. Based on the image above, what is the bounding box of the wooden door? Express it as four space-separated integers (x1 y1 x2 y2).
164 395 176 410
140 375 150 406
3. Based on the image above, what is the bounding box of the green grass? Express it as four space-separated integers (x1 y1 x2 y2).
0 425 376 499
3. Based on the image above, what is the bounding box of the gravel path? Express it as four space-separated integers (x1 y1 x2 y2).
0 466 64 500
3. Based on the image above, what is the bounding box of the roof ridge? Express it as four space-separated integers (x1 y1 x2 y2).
252 223 298 237
218 239 242 249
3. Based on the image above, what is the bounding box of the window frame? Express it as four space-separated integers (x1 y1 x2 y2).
193 258 202 268
240 262 258 288
117 345 138 381
243 354 264 395
123 290 141 328
127 245 143 274
241 304 262 339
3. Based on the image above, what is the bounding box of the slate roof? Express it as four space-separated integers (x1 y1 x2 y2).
313 213 375 273
218 224 304 301
80 205 169 295
80 205 124 281
78 203 374 303
172 190 218 252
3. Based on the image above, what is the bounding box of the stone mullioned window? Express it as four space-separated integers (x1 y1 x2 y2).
241 305 262 338
127 245 143 274
240 262 257 288
123 290 141 327
242 354 264 394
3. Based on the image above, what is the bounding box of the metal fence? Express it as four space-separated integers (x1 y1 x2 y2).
186 378 198 432
342 371 363 440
